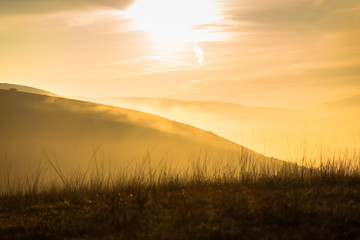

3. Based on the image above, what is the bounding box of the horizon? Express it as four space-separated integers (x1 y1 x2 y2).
1 82 359 110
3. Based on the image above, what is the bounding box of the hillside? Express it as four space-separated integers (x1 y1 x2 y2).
0 89 284 184
75 96 312 160
0 83 57 96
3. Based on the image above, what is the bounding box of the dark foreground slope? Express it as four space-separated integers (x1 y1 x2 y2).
0 89 283 180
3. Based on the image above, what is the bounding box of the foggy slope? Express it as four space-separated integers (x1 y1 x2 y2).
78 97 295 118
0 89 282 177
75 96 309 158
75 95 360 161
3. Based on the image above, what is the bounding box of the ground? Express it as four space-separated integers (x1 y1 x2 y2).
1 176 360 239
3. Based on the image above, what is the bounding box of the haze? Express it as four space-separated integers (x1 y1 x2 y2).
0 0 359 162
1 0 359 107
1 1 360 237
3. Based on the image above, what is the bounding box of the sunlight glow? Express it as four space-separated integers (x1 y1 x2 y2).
127 0 218 43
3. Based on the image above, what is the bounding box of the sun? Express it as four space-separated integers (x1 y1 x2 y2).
126 0 218 43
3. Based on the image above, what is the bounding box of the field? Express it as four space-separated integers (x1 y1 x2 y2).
1 153 360 239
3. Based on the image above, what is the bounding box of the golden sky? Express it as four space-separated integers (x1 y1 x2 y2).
1 0 359 108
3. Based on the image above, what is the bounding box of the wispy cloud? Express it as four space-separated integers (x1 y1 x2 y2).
1 0 359 107
193 42 204 65
182 79 216 89
146 56 189 66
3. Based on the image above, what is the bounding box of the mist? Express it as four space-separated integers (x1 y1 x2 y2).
77 96 360 162
1 89 282 188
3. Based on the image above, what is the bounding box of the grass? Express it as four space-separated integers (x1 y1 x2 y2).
1 151 360 239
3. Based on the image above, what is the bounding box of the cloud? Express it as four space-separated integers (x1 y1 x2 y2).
223 0 360 32
183 79 216 89
0 0 135 14
193 43 204 65
146 56 189 66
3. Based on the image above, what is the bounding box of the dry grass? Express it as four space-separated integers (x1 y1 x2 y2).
1 151 360 239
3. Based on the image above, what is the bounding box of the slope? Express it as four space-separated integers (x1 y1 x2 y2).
75 96 309 160
0 83 57 96
0 89 283 183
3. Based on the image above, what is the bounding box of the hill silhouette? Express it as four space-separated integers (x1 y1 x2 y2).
0 83 57 96
0 89 284 183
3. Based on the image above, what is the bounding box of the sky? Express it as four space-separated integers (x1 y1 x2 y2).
1 0 359 108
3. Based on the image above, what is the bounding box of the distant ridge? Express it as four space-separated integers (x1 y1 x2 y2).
322 94 360 108
0 83 57 96
78 96 294 117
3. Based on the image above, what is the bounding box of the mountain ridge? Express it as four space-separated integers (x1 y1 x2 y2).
76 96 294 116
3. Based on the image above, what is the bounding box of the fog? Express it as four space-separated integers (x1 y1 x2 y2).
80 97 360 162
1 88 358 191
1 89 283 189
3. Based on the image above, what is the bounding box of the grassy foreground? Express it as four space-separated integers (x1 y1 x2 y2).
0 150 360 240
2 164 360 240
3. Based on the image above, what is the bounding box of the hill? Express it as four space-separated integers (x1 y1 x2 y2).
0 83 57 96
0 89 284 185
321 94 360 109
